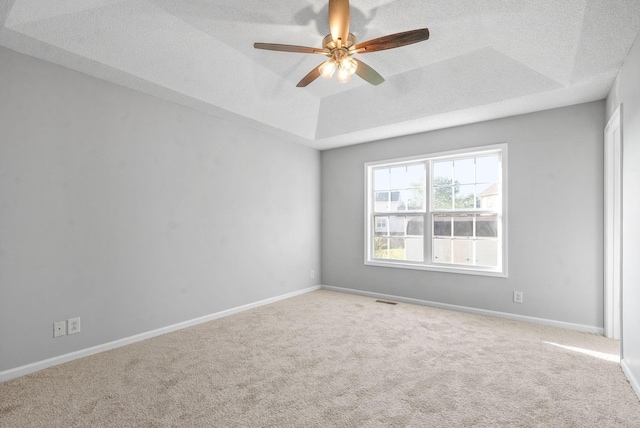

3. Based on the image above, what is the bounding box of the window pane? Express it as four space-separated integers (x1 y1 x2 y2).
454 158 474 184
433 161 452 181
477 182 499 209
405 236 424 262
476 155 499 183
374 216 389 236
433 239 452 263
388 216 407 236
453 239 473 265
476 214 498 237
389 191 402 210
395 190 409 211
407 188 425 210
406 216 424 236
476 239 498 267
389 166 407 189
433 186 453 209
388 237 405 259
374 237 389 258
407 164 425 186
433 215 452 237
374 168 390 191
455 184 476 209
453 216 473 237
374 191 390 211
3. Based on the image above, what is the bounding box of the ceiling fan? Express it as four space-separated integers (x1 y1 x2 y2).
254 0 429 87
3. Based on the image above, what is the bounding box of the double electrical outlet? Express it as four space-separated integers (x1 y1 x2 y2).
53 317 81 338
513 291 524 304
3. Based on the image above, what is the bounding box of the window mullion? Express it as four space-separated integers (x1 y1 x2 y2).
424 160 431 264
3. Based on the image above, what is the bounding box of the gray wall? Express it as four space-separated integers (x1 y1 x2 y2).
0 47 321 372
322 101 605 329
607 33 640 394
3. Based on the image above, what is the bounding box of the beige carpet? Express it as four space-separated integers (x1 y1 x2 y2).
1 290 639 427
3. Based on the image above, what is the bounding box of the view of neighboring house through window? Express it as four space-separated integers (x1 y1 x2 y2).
366 145 506 276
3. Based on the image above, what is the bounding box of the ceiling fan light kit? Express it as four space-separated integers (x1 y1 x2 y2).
254 0 429 87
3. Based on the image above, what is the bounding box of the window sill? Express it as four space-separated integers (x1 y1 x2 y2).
365 259 507 278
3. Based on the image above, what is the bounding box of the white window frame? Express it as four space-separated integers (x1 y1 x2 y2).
364 144 508 277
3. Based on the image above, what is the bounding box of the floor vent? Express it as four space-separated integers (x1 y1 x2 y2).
375 300 398 305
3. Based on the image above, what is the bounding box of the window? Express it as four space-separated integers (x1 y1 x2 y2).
365 145 506 276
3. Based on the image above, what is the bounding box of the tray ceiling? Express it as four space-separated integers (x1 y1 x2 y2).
1 0 639 149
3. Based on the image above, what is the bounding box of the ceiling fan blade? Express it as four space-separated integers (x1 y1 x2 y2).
296 65 323 87
353 58 384 86
254 43 325 54
354 28 429 53
329 0 350 45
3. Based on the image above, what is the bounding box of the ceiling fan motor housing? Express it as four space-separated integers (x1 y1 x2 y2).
322 33 357 50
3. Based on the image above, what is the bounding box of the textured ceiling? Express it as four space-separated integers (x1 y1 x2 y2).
1 0 639 150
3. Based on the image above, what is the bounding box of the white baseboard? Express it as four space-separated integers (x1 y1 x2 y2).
322 285 604 335
621 359 640 401
0 286 321 383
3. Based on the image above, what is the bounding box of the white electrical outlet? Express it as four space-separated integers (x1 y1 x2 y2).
53 321 66 338
68 317 81 335
311 270 315 279
514 291 524 304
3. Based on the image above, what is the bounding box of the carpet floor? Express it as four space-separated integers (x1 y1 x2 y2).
1 289 639 427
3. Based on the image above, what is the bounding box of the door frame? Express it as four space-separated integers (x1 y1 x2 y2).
604 104 622 343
